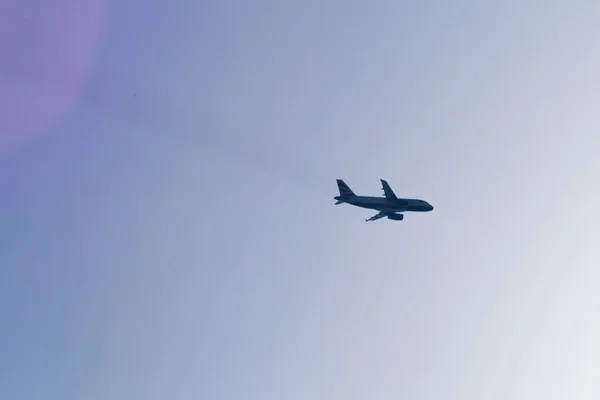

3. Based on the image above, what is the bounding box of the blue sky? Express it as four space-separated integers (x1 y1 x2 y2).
1 1 600 399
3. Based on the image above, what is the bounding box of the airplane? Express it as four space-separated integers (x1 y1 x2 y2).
334 179 434 222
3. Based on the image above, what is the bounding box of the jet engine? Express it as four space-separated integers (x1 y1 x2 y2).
387 213 404 221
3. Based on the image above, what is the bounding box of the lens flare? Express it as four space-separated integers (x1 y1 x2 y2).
0 1 106 156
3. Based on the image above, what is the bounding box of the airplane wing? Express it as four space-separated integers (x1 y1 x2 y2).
380 179 397 199
366 211 387 222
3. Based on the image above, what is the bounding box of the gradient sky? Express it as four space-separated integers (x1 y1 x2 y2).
2 1 600 399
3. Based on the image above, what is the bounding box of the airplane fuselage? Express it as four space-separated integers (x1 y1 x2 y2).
334 195 433 213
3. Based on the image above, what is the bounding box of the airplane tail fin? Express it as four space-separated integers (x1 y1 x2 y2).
336 179 356 197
